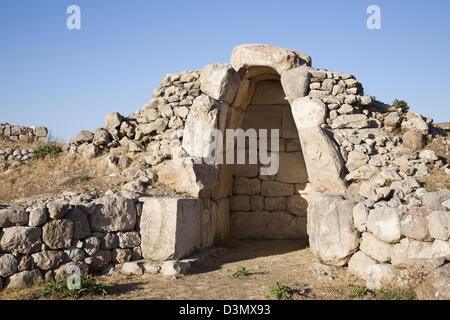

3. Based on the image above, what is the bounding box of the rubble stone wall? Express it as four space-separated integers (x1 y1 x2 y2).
307 192 449 294
0 123 50 170
0 123 48 144
0 192 143 290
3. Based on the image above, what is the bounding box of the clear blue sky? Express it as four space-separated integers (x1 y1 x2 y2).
1 0 449 141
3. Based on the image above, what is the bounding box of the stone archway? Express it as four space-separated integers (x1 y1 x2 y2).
229 44 347 194
150 44 348 257
228 76 311 239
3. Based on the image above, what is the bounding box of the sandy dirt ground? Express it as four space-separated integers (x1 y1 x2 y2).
1 240 371 300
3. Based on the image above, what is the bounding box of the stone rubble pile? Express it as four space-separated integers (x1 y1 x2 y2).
302 67 449 298
64 70 201 166
0 191 143 290
307 191 449 298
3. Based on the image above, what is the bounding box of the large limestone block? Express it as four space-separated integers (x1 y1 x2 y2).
280 66 312 104
182 94 229 159
401 115 429 134
140 198 216 261
360 232 393 263
276 152 308 184
42 219 73 249
67 207 90 240
260 180 293 196
230 196 250 211
231 211 307 240
422 190 450 210
31 251 65 270
367 207 402 243
0 226 42 254
402 130 425 150
154 158 219 198
0 208 28 228
90 195 137 232
230 44 311 78
199 63 240 104
233 164 259 177
331 114 370 129
233 177 260 195
0 253 18 277
213 164 234 200
427 211 449 240
307 193 359 266
296 126 347 192
291 97 326 128
348 251 378 280
290 96 346 192
232 78 255 109
32 126 48 137
6 270 43 290
401 215 429 241
105 112 123 130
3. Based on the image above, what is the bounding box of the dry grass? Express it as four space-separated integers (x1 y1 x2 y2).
0 136 41 150
0 152 121 204
419 123 450 191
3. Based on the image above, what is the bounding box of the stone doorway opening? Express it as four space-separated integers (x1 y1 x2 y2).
227 78 311 240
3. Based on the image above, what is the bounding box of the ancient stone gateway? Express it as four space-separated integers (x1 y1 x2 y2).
1 44 448 297
143 44 348 259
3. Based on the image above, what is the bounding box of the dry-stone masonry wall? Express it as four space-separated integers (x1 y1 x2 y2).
63 70 201 164
0 191 143 290
0 123 49 170
307 192 449 297
0 123 48 144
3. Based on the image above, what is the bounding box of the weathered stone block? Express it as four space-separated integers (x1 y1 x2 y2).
307 193 359 266
233 177 260 195
367 207 401 243
280 66 311 104
231 211 307 240
260 181 293 196
90 195 136 232
230 196 250 212
199 63 240 104
360 232 393 263
0 208 28 228
264 197 287 211
0 226 42 254
6 270 42 290
31 251 65 270
140 198 218 261
67 207 90 240
42 219 73 249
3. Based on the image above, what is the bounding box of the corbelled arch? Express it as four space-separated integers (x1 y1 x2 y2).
228 44 347 194
153 44 347 245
